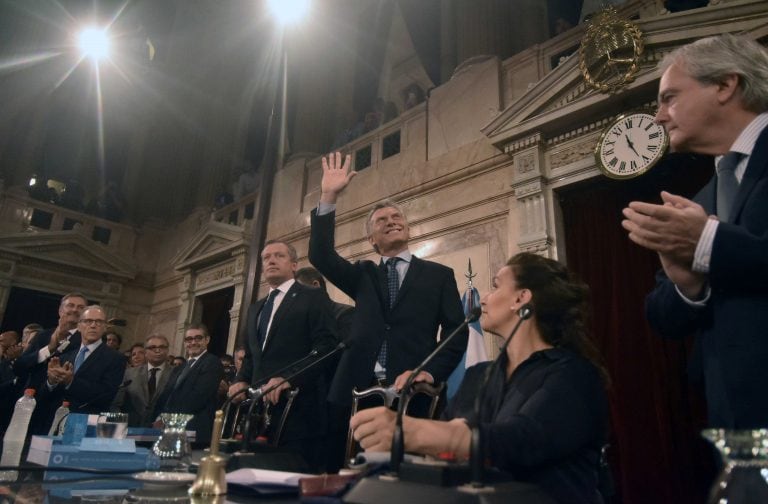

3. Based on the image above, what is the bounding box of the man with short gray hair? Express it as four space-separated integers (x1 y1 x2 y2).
622 34 768 428
113 334 175 427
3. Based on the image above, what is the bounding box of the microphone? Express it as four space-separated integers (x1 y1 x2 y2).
467 303 533 489
241 341 348 451
224 349 321 408
389 307 481 474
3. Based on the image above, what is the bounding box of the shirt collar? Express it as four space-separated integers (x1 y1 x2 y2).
271 278 295 295
80 339 103 353
380 250 412 264
728 112 768 157
147 362 166 372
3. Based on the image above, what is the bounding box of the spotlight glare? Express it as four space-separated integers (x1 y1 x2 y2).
267 0 310 26
78 27 110 61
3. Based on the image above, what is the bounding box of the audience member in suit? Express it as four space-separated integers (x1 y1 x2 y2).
113 334 174 427
229 241 338 472
13 292 87 434
13 293 87 391
309 153 468 403
21 323 43 352
159 323 223 446
295 265 354 472
0 331 23 436
622 34 768 428
41 305 127 432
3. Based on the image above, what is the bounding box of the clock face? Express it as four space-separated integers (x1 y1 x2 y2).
595 112 669 179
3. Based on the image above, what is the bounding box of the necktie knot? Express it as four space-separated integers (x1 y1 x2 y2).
717 151 742 174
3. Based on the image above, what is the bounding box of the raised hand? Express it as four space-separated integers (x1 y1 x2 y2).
320 152 355 204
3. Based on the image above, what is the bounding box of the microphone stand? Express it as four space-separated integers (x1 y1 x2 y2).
389 307 481 475
222 349 320 412
240 342 347 452
462 304 532 492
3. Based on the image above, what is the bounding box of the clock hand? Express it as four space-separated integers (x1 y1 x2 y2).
625 135 640 156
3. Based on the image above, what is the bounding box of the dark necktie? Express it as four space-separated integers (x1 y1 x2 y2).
378 257 401 369
716 151 741 223
148 367 159 397
257 289 280 348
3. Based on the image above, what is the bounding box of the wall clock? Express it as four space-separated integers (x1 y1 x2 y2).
595 111 668 179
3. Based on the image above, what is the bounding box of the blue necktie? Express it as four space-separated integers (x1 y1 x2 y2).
716 151 741 223
74 346 89 373
378 258 401 369
257 289 280 348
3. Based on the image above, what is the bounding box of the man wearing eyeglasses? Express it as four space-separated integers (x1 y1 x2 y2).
112 334 175 427
158 323 223 446
38 305 126 433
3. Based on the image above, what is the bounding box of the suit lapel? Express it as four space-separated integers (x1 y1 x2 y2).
263 284 300 352
155 365 172 396
74 343 105 375
731 127 768 223
137 365 150 401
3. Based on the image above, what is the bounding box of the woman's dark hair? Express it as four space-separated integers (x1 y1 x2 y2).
507 252 609 384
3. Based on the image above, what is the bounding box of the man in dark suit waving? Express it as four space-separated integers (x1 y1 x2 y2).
229 240 337 471
309 153 467 410
160 323 223 446
622 34 768 428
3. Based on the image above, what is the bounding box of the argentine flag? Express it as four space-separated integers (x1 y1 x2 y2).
446 286 489 399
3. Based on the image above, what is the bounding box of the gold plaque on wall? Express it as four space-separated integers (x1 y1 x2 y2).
579 7 644 94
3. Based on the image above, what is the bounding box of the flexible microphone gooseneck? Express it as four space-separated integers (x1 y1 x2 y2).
240 341 348 451
223 349 321 410
389 307 481 474
466 304 532 489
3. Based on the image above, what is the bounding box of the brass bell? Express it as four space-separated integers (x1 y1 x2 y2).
189 410 228 496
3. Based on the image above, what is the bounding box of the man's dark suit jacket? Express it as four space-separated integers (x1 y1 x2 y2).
36 342 126 433
646 125 768 429
236 281 337 443
13 329 81 391
159 352 223 445
113 364 175 427
309 209 468 407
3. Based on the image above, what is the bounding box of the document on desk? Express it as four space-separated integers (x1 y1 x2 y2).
226 468 314 496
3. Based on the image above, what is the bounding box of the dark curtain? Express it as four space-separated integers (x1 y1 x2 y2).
397 0 441 86
559 154 717 503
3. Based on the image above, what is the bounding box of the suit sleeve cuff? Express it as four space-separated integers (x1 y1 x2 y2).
317 202 335 215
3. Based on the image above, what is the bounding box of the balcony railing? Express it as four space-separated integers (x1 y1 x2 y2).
0 187 137 256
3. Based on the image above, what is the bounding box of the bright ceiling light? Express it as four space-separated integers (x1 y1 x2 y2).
267 0 310 26
78 26 110 61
